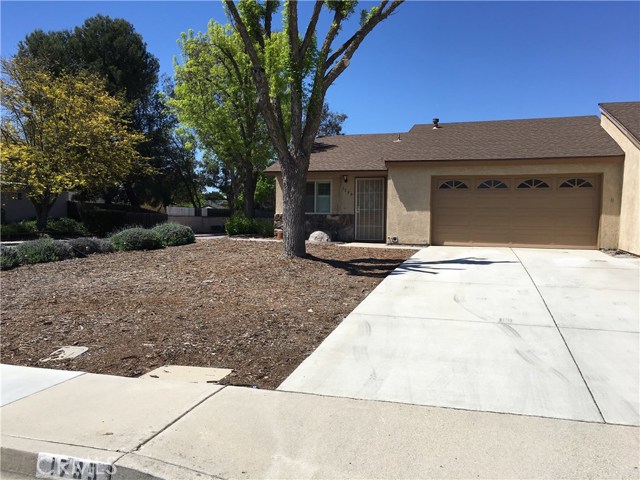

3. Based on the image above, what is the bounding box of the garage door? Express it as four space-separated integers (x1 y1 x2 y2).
432 176 600 248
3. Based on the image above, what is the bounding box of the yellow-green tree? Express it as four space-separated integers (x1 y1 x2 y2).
0 57 146 229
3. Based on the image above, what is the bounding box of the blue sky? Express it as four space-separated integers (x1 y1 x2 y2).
2 1 638 134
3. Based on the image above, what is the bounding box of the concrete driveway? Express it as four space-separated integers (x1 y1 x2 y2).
279 247 639 426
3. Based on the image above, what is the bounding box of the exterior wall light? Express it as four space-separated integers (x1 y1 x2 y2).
343 175 348 183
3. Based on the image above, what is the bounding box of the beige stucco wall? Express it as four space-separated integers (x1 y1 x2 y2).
600 115 640 255
274 171 386 215
386 158 624 248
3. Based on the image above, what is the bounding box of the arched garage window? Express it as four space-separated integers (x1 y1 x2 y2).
560 178 593 188
477 179 508 189
439 180 468 189
517 178 549 189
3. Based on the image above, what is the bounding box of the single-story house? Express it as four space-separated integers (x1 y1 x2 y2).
266 101 639 255
0 191 72 224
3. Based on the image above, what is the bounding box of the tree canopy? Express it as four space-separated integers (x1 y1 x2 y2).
318 103 348 137
16 15 194 209
0 57 145 229
18 15 159 106
225 0 403 256
173 22 275 217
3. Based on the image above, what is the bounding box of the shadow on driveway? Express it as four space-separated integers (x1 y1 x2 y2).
306 255 408 278
307 255 518 278
389 257 519 276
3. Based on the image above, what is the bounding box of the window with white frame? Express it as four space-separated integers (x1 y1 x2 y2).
305 181 331 213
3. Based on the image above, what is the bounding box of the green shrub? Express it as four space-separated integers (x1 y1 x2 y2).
152 222 195 247
110 228 164 251
93 238 116 254
0 245 20 270
0 220 38 240
68 237 115 256
254 218 274 237
224 215 274 237
224 215 253 235
15 238 75 265
46 218 89 237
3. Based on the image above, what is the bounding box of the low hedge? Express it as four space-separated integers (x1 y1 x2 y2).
3 224 193 270
110 227 164 251
0 220 39 240
152 222 195 247
225 215 274 237
68 237 115 257
1 218 90 240
14 238 75 265
0 245 20 270
46 218 89 237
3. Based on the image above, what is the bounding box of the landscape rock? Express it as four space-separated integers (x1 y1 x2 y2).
309 231 331 243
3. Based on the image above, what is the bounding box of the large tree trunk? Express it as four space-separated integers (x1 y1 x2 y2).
32 197 54 232
242 169 258 218
281 161 307 257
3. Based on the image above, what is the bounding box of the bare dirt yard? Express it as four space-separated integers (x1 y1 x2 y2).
1 238 415 389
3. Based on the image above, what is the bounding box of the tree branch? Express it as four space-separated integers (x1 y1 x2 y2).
324 0 389 70
224 0 291 164
287 1 303 146
300 1 323 59
323 1 403 92
319 8 345 63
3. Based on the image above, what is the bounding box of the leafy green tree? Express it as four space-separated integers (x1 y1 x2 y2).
70 15 159 105
16 16 183 209
225 0 403 256
15 29 75 76
254 174 275 210
0 57 145 230
18 15 159 117
318 103 347 137
172 22 275 217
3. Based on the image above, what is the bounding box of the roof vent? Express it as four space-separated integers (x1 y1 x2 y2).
432 118 440 129
393 133 401 143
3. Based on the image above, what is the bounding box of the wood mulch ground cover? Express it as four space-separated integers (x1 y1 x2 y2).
0 238 415 389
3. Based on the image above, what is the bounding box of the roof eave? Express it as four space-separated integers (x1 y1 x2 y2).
384 154 625 165
599 105 640 149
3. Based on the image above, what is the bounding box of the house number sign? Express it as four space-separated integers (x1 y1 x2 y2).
36 452 114 479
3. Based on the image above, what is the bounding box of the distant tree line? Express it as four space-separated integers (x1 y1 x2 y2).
1 12 348 229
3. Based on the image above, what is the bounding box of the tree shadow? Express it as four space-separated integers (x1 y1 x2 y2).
306 254 407 278
311 142 338 153
389 257 518 276
306 255 517 279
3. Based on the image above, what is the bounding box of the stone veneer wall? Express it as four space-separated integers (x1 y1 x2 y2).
274 214 355 241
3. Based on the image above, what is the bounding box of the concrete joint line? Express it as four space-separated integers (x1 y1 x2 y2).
511 248 606 423
130 385 227 454
118 451 228 480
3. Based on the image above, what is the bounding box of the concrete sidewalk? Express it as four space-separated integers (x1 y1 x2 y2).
1 367 638 479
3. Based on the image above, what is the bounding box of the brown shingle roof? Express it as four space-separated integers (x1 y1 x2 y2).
266 115 623 173
386 116 623 162
600 102 640 143
265 133 395 173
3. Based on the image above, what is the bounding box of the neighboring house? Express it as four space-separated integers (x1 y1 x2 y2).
0 191 72 224
266 102 640 255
